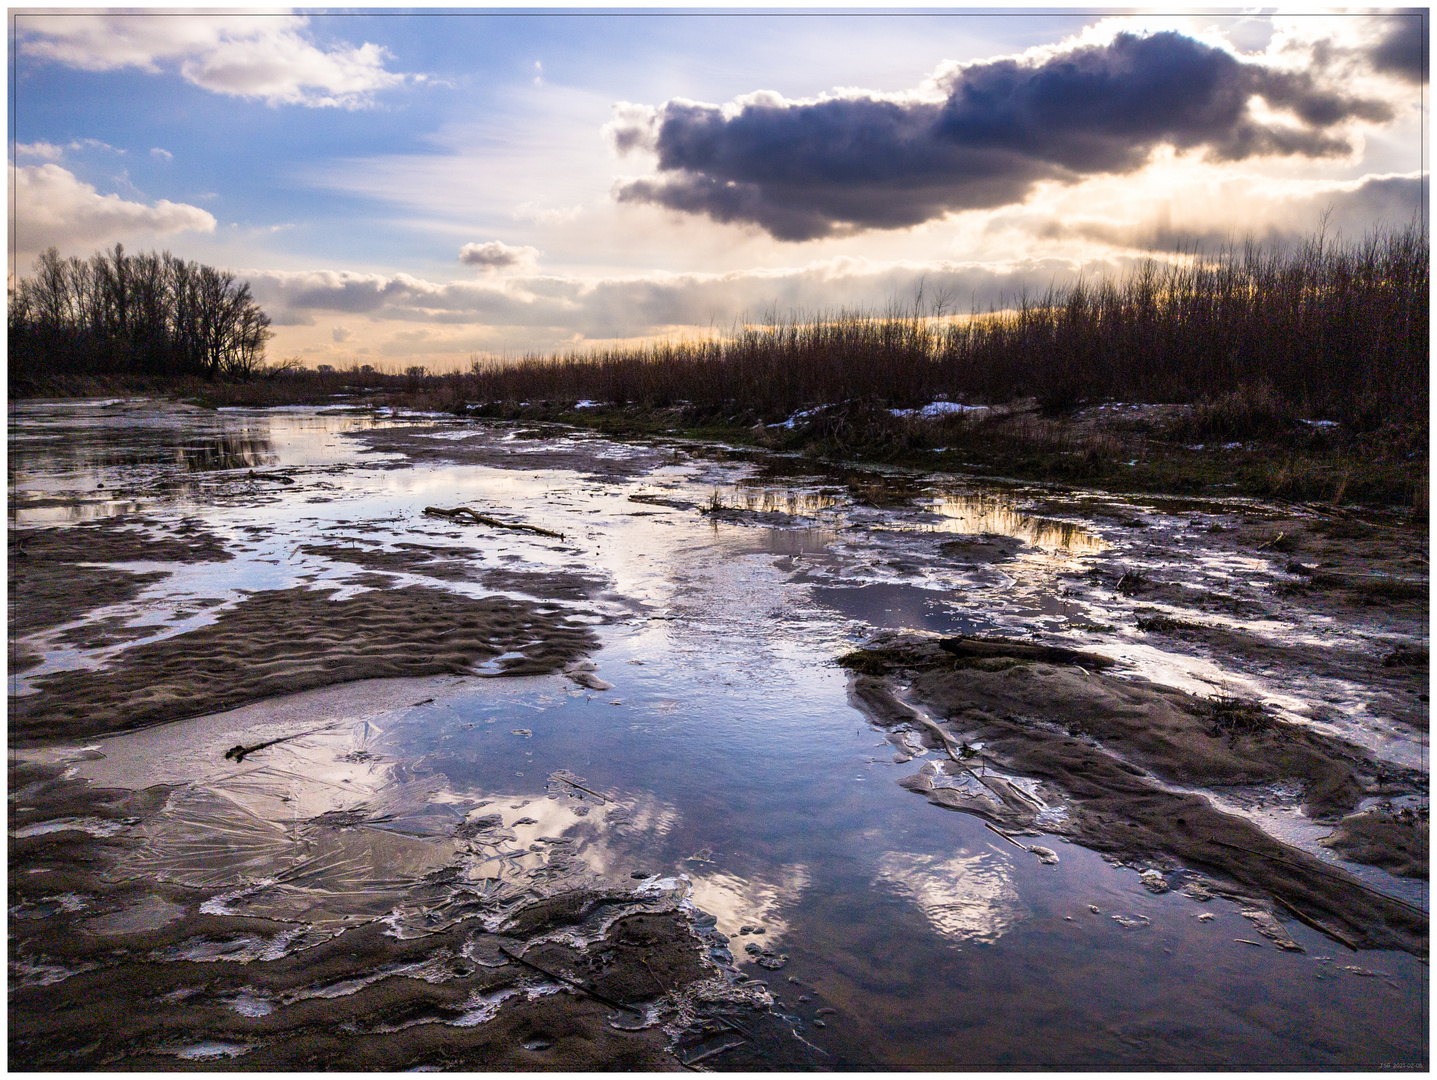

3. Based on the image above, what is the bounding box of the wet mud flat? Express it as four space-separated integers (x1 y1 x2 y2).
10 751 779 1069
843 634 1425 955
6 404 815 1070
8 400 1430 1068
9 592 787 1070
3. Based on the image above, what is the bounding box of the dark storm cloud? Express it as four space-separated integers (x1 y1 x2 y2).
611 31 1394 241
1368 14 1428 83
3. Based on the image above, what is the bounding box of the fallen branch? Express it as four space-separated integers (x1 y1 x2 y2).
223 729 320 763
1207 838 1427 917
641 957 669 995
907 713 1039 810
497 946 642 1014
554 776 609 804
247 470 295 485
424 505 564 539
713 1013 756 1041
983 820 1031 852
1273 895 1360 952
683 1041 744 1066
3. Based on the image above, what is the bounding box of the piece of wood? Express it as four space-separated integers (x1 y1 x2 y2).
983 820 1031 852
1273 894 1361 952
683 1041 744 1066
223 733 300 762
423 505 564 539
555 776 608 804
1208 838 1427 917
497 946 642 1014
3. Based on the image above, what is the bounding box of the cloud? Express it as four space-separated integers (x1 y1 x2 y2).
512 202 583 226
15 141 64 161
459 240 541 273
1366 15 1427 83
1013 172 1427 253
67 137 122 154
12 163 217 258
610 30 1396 241
151 147 173 161
14 13 408 107
246 256 1119 345
332 325 354 343
14 138 121 161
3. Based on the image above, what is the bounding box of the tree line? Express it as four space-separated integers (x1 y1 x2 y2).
462 224 1427 427
9 244 272 384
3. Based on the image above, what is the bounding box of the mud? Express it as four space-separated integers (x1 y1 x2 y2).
1133 614 1426 722
12 584 598 743
7 759 778 1070
296 542 603 600
8 518 231 654
1322 810 1428 879
9 402 1427 1068
1130 504 1427 626
843 633 1427 956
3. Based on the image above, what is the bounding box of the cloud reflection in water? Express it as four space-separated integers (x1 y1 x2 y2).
876 849 1022 945
686 865 811 945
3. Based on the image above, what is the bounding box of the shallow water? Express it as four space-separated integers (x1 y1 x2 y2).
9 400 1429 1067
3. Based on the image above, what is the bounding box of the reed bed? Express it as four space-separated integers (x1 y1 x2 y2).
457 226 1426 428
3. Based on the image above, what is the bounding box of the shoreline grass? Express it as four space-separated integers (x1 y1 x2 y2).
11 226 1427 510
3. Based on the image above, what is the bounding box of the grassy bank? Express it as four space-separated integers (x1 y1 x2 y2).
464 395 1425 509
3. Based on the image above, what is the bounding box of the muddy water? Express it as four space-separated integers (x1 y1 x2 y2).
9 400 1429 1067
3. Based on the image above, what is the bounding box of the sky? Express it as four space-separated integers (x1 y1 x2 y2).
8 7 1429 371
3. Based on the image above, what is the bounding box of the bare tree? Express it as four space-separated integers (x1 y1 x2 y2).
10 245 272 382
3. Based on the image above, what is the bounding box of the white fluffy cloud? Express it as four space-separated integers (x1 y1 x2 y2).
14 14 407 108
12 163 216 259
15 141 65 161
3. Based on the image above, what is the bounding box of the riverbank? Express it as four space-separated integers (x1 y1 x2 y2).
13 373 1429 509
467 395 1428 509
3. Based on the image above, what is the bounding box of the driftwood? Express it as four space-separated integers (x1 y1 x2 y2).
247 470 295 485
1273 895 1360 952
497 946 641 1014
224 735 297 762
983 820 1031 852
1207 837 1427 917
424 505 564 539
554 776 609 804
939 635 1115 669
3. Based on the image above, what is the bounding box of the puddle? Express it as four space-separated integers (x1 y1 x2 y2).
8 401 1427 1068
809 582 993 635
917 493 1108 553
